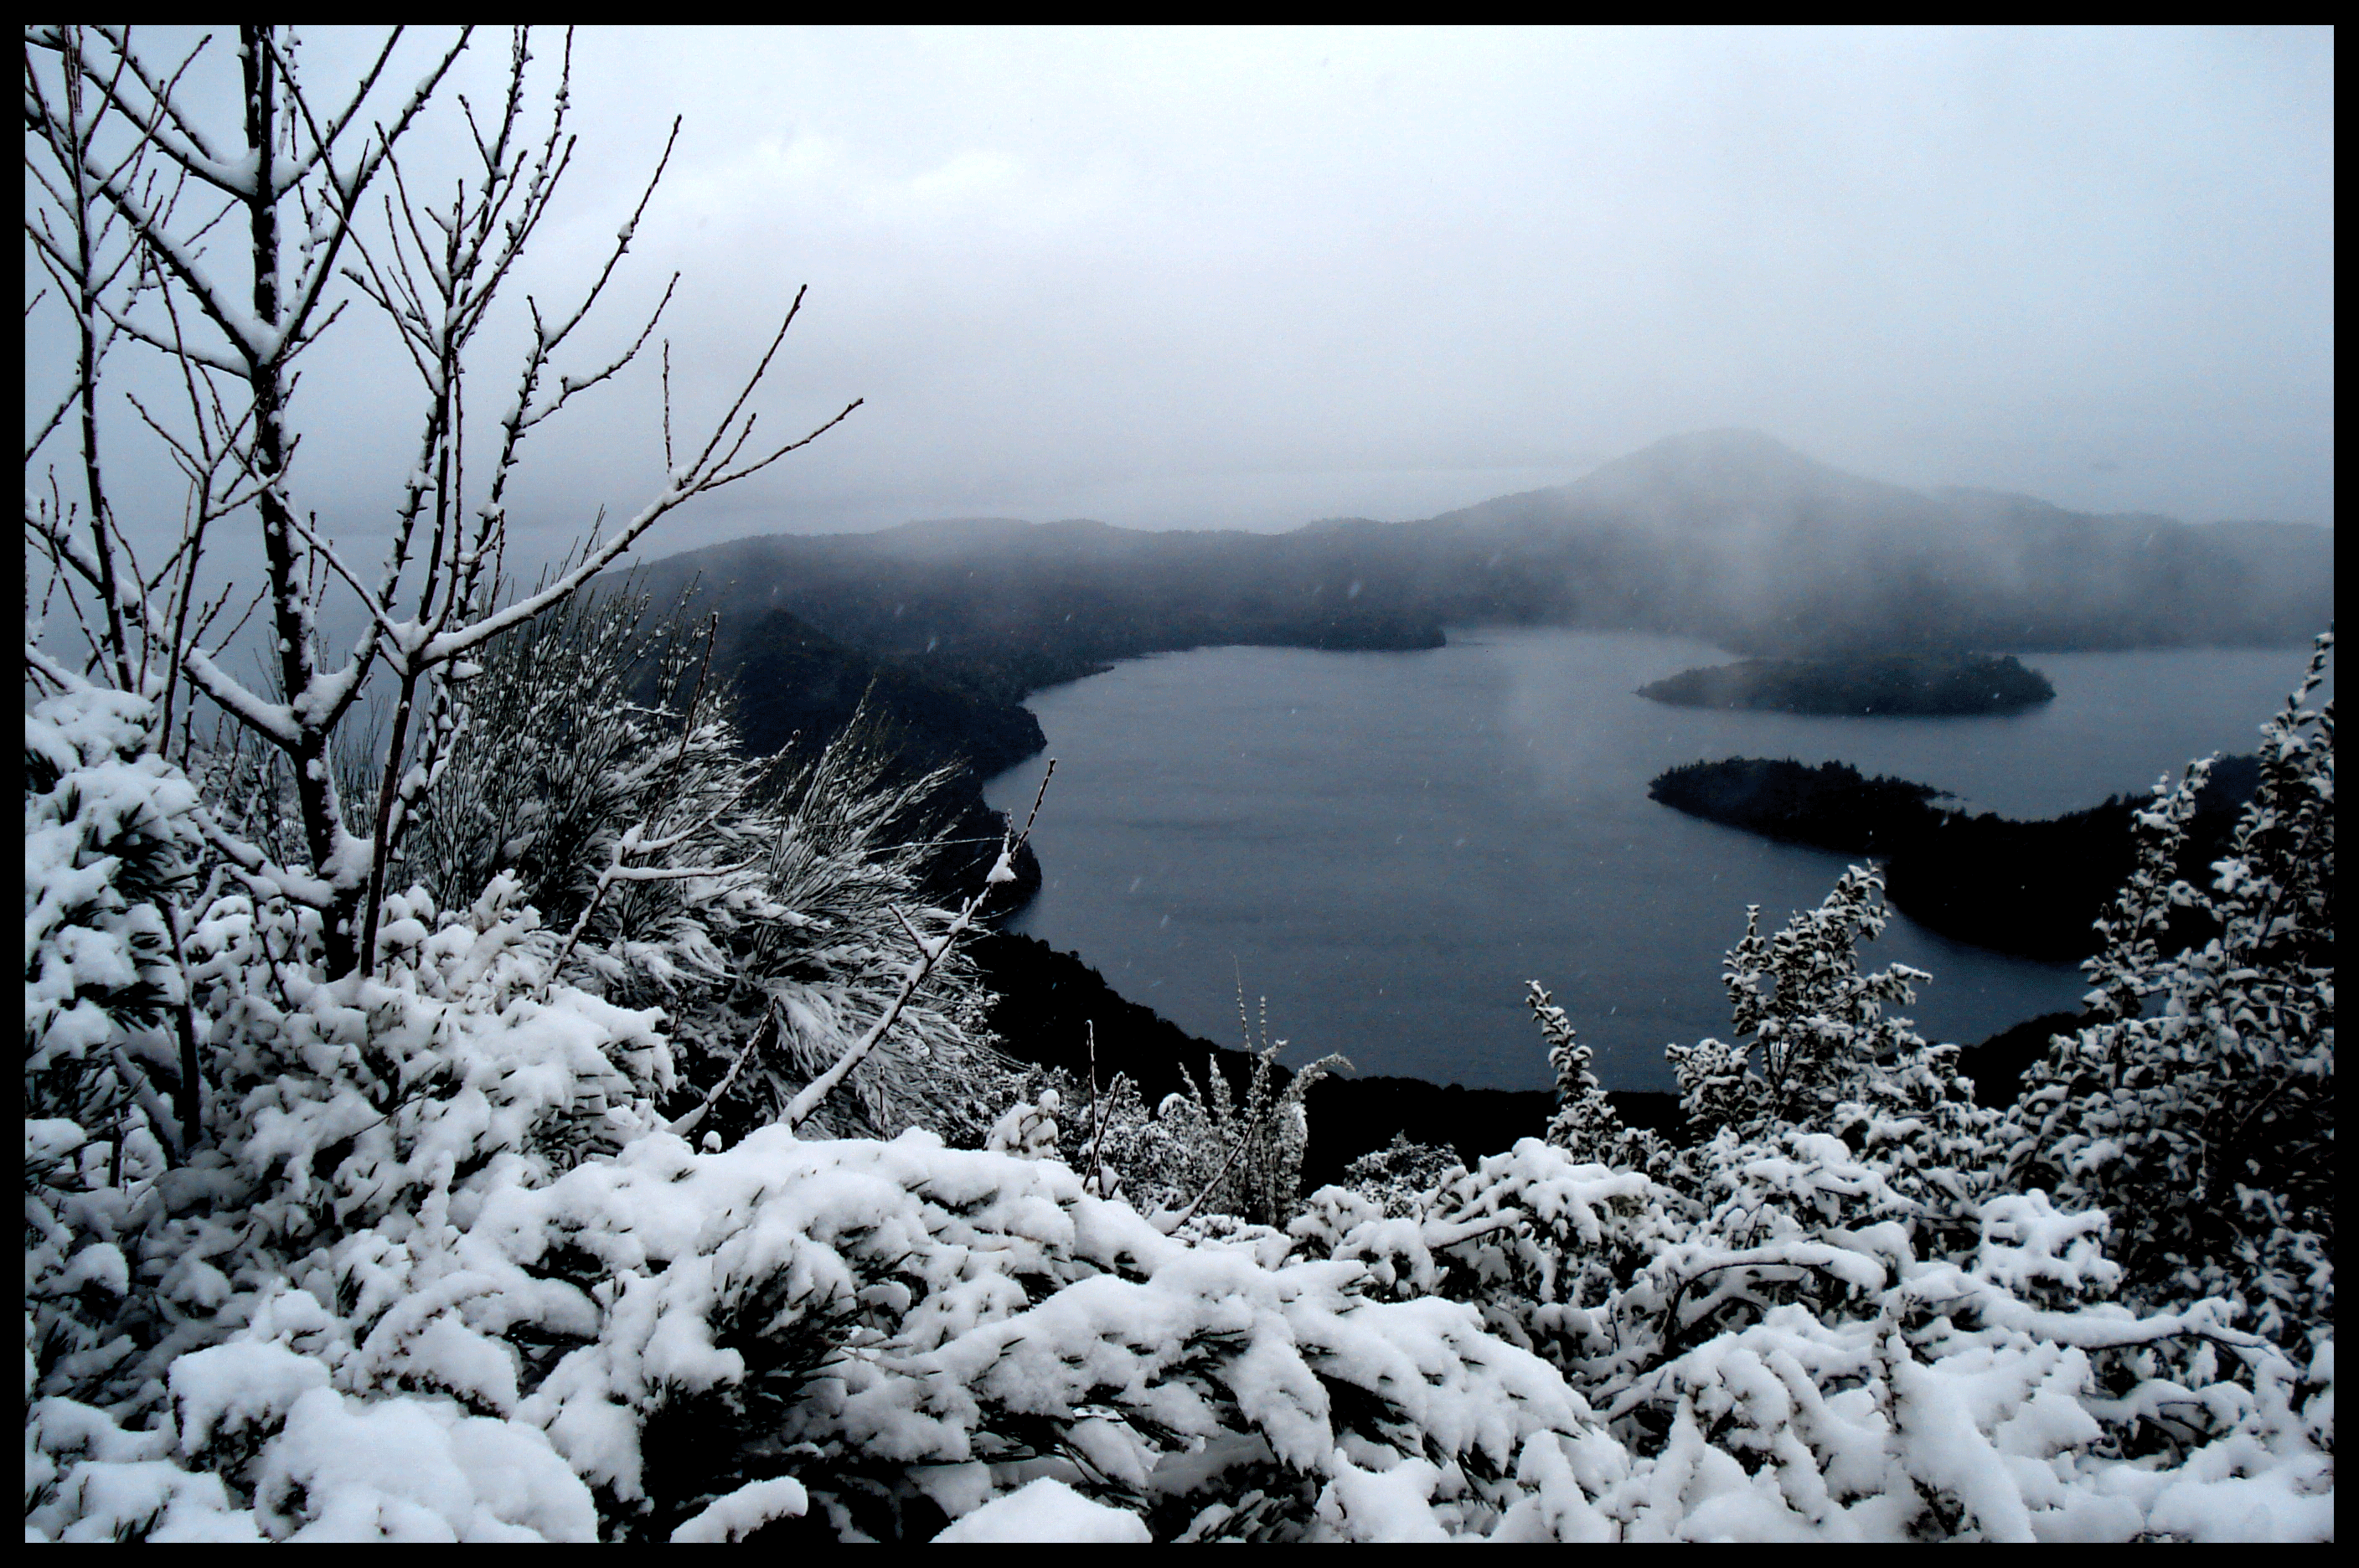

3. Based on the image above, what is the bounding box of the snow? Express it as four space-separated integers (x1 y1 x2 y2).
170 1344 333 1453
933 1477 1152 1543
1319 1457 1453 1542
668 1476 809 1541
23 627 2332 1541
254 1389 596 1541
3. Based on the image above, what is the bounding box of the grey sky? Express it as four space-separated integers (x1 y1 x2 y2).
28 24 2336 585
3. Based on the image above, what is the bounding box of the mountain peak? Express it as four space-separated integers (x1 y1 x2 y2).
1634 427 1802 461
1557 429 1936 533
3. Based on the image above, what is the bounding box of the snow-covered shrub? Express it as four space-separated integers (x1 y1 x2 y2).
489 1127 1634 1541
405 585 1025 1148
1282 1123 2331 1538
1032 1067 1208 1215
1593 1182 2332 1540
1040 998 1348 1230
26 678 211 1435
986 1082 1066 1158
25 860 674 1538
735 711 1022 1145
1531 980 1668 1172
1665 865 1976 1143
1143 1044 1345 1228
25 680 204 1145
28 861 673 1398
31 1115 1648 1542
1291 1139 1673 1373
2005 632 2334 1346
1340 1133 1468 1218
401 583 704 929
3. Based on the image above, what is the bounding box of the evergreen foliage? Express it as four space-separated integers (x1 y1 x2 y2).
26 682 207 1153
1531 981 1665 1173
2003 632 2334 1344
18 22 2332 1540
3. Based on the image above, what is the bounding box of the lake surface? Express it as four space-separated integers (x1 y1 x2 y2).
983 630 2325 1093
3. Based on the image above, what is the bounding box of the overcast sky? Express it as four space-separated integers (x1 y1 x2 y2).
28 24 2336 583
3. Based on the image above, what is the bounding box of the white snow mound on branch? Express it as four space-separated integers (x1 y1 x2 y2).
933 1476 1150 1542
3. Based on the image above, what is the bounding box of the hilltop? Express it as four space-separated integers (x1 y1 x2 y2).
633 431 2332 719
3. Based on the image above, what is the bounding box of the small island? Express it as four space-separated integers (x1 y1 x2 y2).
1639 652 2055 716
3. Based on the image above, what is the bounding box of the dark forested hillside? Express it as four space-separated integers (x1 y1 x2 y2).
719 608 1046 776
970 932 1687 1188
628 432 2332 716
649 606 1046 907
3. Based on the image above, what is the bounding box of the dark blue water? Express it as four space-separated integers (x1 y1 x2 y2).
983 629 2324 1093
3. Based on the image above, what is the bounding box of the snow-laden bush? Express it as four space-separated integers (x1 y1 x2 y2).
1123 1040 1346 1229
28 856 675 1410
1665 864 1980 1146
1288 851 2334 1540
23 629 2334 1540
1284 1129 2332 1540
2004 632 2334 1346
26 681 204 1153
1340 1132 1469 1219
1531 980 1670 1173
405 585 1025 1148
30 1108 1633 1541
1010 1004 1347 1230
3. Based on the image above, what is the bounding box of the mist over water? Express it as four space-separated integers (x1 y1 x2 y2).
984 629 2324 1093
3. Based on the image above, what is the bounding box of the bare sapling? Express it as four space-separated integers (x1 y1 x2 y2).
24 24 859 982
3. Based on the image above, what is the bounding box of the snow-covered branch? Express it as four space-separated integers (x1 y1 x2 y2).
782 763 1053 1133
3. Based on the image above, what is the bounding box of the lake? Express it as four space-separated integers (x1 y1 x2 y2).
982 629 2325 1093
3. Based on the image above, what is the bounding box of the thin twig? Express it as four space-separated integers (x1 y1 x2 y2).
666 1009 777 1141
783 763 1056 1133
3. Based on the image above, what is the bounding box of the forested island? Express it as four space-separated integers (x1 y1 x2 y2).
1638 652 2055 715
1648 754 2263 959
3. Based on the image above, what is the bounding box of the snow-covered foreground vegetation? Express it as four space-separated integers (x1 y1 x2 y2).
25 26 2331 1540
24 632 2334 1541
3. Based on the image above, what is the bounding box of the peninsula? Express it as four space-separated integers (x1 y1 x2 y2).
1647 754 2261 960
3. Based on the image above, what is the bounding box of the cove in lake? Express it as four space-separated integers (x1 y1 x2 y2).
983 629 2325 1094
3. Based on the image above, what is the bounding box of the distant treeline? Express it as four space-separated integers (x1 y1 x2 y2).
1648 755 2263 960
632 591 1440 910
970 931 1685 1186
974 931 2075 1179
1639 653 2055 716
632 434 2333 717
